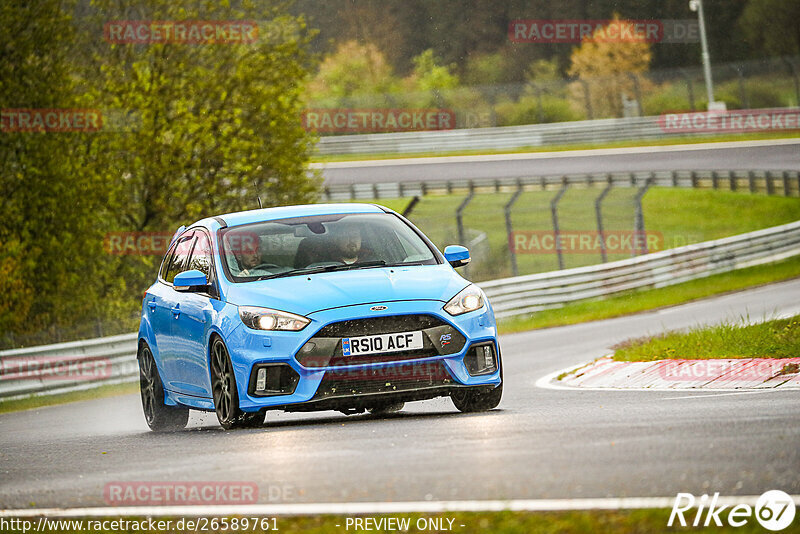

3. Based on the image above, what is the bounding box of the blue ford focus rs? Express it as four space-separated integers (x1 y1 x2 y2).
137 203 502 430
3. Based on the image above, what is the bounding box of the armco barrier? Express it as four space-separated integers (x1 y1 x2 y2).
0 333 138 400
321 169 800 201
315 111 800 156
1 221 799 400
482 219 800 318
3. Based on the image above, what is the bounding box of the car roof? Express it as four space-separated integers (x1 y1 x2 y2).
192 203 388 230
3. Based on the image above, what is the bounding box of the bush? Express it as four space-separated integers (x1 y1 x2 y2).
744 81 786 108
642 82 695 114
495 94 582 126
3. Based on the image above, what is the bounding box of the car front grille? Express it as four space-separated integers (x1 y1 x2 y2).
296 314 466 368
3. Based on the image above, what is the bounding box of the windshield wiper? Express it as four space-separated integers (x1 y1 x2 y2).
253 260 422 281
253 265 337 280
252 260 428 281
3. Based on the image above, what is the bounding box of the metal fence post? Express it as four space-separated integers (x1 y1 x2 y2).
456 182 475 246
797 172 800 196
783 171 790 197
534 85 544 123
402 196 420 218
551 178 569 270
633 177 653 256
505 181 524 277
679 69 696 111
766 171 775 196
627 73 643 116
730 64 748 109
456 183 476 277
579 80 593 120
783 58 800 106
595 175 613 263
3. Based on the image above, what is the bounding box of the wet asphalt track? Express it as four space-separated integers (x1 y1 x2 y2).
1 279 799 509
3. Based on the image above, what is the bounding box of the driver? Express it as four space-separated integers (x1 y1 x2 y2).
235 237 269 276
330 220 374 264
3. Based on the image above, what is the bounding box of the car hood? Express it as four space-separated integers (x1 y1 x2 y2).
223 264 469 316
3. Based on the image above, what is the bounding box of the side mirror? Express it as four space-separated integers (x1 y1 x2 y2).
444 245 470 268
173 269 209 291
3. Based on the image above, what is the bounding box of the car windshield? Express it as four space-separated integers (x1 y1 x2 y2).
219 213 438 282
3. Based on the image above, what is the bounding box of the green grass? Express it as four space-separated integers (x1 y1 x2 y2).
359 188 800 282
612 314 800 362
4 510 792 533
497 255 800 334
312 131 800 162
0 381 139 415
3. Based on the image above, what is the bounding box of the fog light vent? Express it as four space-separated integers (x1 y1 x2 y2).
464 343 497 376
249 363 300 397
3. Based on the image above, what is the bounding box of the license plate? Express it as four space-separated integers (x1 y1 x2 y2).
342 331 424 356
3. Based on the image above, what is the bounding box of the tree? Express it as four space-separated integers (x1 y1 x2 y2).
0 0 111 342
0 0 320 344
739 0 800 57
568 15 652 118
306 40 399 105
404 50 460 107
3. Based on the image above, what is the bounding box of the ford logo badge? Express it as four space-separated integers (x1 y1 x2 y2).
370 305 388 311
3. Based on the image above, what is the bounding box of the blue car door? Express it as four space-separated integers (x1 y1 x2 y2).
157 231 196 391
171 229 215 398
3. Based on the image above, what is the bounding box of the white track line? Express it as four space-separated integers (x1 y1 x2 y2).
660 390 782 400
3 495 799 517
312 138 800 169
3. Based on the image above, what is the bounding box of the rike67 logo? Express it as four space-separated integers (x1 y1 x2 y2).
669 490 796 531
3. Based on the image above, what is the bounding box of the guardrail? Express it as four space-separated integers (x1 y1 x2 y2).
2 221 799 400
321 169 800 201
315 110 800 155
482 220 800 318
0 333 138 400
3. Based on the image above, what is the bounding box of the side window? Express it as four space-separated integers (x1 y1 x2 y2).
159 243 176 281
165 232 195 284
188 231 212 279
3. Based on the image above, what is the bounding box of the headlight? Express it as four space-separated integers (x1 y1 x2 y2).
238 306 310 331
443 284 485 316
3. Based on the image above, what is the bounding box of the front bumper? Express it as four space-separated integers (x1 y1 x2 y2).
225 300 501 411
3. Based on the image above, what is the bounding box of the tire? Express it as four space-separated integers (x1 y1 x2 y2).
451 382 502 412
210 337 264 430
368 402 405 415
138 343 189 432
